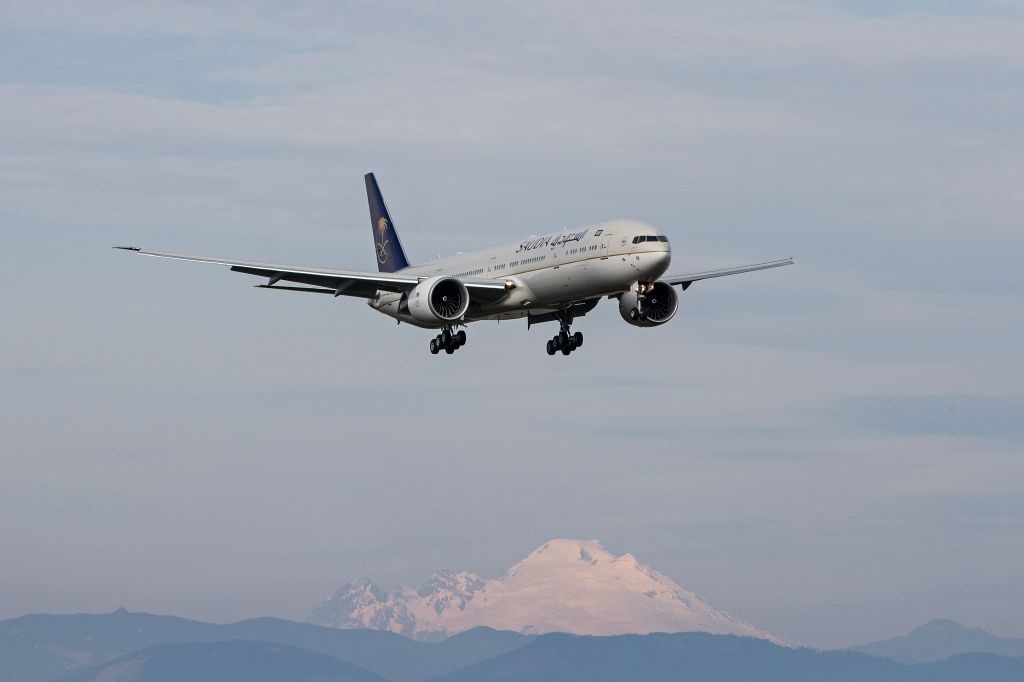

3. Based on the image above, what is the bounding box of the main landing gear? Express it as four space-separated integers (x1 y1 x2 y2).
429 327 467 355
545 309 583 356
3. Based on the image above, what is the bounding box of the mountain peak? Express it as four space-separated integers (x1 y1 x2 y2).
309 539 781 643
507 538 618 575
912 619 969 634
534 538 606 550
524 538 612 559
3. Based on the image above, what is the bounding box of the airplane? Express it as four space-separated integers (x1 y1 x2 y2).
117 173 792 356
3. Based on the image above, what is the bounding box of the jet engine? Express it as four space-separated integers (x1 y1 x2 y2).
619 281 678 327
407 276 470 325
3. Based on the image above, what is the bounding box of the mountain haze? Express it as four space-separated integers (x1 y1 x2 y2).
309 539 779 642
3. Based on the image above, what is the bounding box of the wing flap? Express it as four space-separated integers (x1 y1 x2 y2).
230 266 390 297
255 284 335 294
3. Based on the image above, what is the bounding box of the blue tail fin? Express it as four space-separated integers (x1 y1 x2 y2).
365 173 410 273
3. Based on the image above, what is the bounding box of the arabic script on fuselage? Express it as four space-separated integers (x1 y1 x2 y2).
516 229 589 253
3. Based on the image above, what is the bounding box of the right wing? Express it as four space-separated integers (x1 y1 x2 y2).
114 248 509 303
661 257 793 290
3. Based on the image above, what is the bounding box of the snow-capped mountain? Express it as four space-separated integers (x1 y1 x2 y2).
308 539 781 643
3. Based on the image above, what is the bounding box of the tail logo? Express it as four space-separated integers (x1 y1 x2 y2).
376 217 390 264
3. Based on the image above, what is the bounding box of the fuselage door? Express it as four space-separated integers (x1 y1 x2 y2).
599 235 612 259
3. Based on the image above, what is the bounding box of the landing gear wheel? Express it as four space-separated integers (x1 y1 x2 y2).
429 338 440 355
445 345 456 354
629 308 640 321
441 329 452 346
456 330 467 346
546 308 584 356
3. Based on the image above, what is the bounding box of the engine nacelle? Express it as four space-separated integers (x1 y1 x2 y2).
408 276 470 325
619 281 678 327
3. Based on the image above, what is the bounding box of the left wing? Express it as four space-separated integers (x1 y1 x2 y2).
114 247 509 303
660 257 793 290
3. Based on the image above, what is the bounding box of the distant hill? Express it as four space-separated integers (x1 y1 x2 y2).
851 619 1024 664
0 609 531 682
430 631 1024 682
7 610 1024 681
60 639 385 682
0 609 222 681
310 538 780 642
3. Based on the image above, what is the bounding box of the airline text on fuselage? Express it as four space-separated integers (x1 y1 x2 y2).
516 229 590 253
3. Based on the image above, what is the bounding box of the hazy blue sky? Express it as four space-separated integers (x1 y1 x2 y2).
1 1 1022 649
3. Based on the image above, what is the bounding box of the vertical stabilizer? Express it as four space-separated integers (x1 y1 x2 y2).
365 173 410 273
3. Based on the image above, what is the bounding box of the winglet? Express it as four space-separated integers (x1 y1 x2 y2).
114 246 141 251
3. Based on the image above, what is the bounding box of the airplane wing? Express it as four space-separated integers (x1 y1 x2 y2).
115 247 509 303
660 257 793 290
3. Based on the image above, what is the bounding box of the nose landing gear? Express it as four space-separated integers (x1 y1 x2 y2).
545 310 584 356
429 327 466 355
628 281 654 322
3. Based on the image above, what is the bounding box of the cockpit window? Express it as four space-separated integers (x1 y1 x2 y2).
633 235 669 243
657 235 668 242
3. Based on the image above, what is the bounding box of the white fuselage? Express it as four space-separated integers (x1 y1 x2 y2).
370 218 671 327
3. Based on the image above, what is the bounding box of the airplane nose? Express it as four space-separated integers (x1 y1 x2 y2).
648 249 671 279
